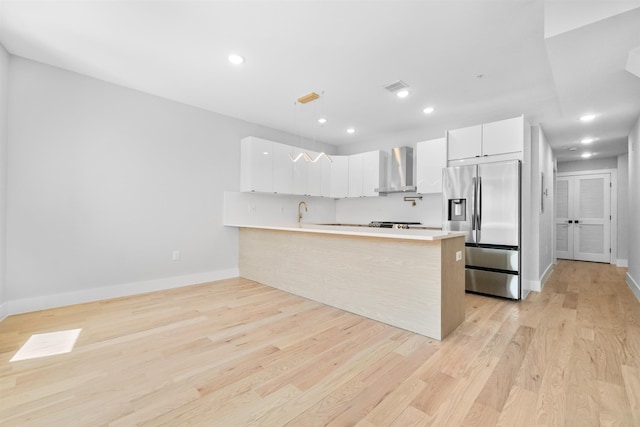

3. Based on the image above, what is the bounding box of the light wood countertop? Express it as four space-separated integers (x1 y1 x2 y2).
225 222 465 241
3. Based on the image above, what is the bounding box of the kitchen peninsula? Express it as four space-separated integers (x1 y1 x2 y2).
228 223 466 340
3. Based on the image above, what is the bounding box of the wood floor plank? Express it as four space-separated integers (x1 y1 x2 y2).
474 325 535 412
496 385 538 427
622 365 640 426
460 402 500 426
1 260 639 426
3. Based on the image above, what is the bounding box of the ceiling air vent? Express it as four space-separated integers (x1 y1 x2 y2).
383 80 410 94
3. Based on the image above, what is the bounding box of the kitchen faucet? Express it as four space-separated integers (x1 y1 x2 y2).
297 201 308 223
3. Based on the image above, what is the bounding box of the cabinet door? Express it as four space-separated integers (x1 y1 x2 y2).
291 147 308 195
447 125 482 160
482 116 524 156
362 151 385 197
272 142 293 194
240 137 273 192
320 156 332 197
416 137 446 194
306 151 322 196
330 156 349 198
348 153 364 197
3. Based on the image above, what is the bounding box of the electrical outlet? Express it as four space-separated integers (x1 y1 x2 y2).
455 251 462 261
172 250 180 261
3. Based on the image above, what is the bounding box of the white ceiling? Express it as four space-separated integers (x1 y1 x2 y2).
1 1 639 162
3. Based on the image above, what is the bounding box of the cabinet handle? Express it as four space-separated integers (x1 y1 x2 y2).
568 220 573 224
575 220 579 224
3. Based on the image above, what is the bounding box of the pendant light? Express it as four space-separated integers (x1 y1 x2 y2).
290 91 333 163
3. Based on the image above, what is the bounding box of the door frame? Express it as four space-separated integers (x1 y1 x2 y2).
556 169 617 264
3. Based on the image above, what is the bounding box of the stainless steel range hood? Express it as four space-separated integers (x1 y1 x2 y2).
375 146 416 194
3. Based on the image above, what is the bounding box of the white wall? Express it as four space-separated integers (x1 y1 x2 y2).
557 156 617 173
628 115 640 299
519 125 555 294
618 154 629 266
521 125 534 296
538 127 555 282
5 56 329 314
0 45 8 320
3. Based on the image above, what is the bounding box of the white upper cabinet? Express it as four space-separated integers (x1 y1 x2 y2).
447 125 482 160
240 136 273 193
272 142 293 194
240 137 385 198
320 157 332 197
330 156 349 198
306 151 323 196
291 147 308 195
363 150 386 197
447 116 525 161
348 153 364 197
481 116 524 156
347 151 386 197
416 138 446 194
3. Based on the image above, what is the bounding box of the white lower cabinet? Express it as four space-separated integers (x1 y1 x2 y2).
416 138 446 194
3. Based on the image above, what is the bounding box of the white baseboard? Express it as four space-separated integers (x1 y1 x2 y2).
0 301 8 322
525 263 555 294
5 268 239 316
520 276 540 299
628 272 640 302
539 263 555 291
617 259 629 268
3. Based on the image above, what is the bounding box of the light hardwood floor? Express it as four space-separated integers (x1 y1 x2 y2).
1 260 638 426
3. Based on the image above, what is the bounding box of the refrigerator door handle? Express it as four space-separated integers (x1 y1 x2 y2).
471 177 477 233
477 176 482 231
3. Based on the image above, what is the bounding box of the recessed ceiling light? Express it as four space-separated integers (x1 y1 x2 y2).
581 152 592 158
318 118 327 124
396 89 410 98
423 107 435 114
581 137 595 144
347 128 355 134
228 54 245 65
568 147 578 151
579 114 597 122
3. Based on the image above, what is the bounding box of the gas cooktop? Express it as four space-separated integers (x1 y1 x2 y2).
368 221 422 229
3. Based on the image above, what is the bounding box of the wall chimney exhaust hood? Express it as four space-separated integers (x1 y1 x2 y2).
375 146 416 194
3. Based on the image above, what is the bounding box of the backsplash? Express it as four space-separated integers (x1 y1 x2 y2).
224 191 443 228
223 192 337 225
335 192 442 227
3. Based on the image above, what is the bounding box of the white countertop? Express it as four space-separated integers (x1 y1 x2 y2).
225 222 466 241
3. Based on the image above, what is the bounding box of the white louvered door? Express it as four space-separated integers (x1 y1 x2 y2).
555 173 611 263
555 177 573 259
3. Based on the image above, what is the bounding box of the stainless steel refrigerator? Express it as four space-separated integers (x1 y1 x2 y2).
442 160 521 299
